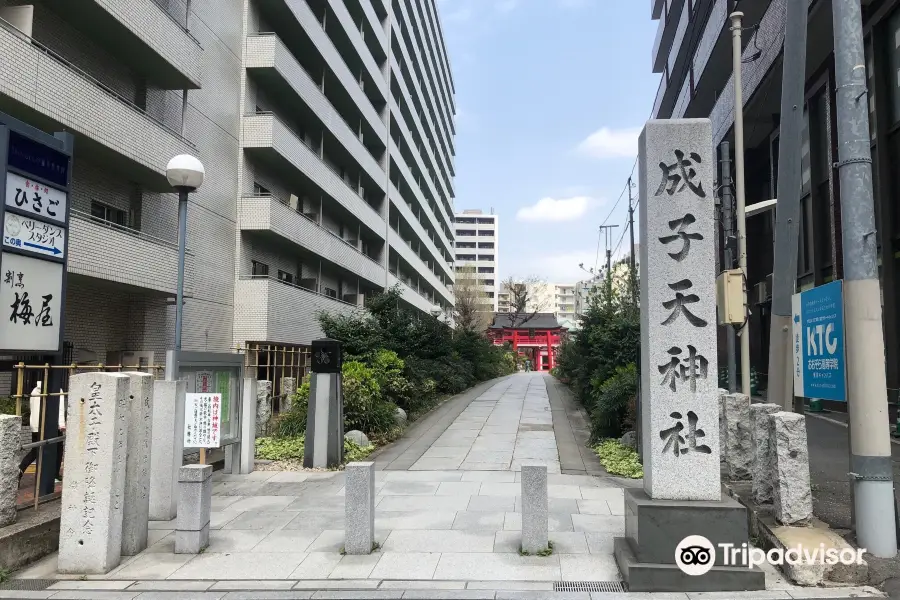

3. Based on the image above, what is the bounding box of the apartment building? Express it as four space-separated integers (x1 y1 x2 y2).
0 0 456 378
650 0 900 410
454 209 498 312
554 284 576 324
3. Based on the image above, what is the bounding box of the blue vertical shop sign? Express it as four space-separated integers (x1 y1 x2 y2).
791 280 846 401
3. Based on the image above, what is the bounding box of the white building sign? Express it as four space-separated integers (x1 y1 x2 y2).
3 212 65 258
5 171 67 224
184 393 222 448
0 251 63 351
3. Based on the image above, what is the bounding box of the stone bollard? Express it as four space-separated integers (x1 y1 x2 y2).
149 379 186 521
345 462 375 554
256 380 272 437
750 403 781 505
175 464 212 554
241 379 258 474
724 393 752 480
770 412 813 525
58 373 130 574
718 388 728 463
521 464 549 554
281 377 297 412
121 372 154 556
0 414 22 527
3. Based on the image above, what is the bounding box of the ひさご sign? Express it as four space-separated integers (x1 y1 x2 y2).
792 280 846 402
184 393 222 448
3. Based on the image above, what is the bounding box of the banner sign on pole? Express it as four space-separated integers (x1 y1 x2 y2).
792 280 847 401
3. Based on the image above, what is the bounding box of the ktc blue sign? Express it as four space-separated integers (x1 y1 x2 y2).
791 280 846 401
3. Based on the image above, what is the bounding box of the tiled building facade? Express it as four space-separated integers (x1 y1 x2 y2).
652 0 900 409
0 0 455 380
454 209 498 313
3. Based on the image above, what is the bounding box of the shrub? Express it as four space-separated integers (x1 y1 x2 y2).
368 349 414 408
256 436 305 461
588 364 638 441
344 438 375 462
274 379 309 438
594 439 642 479
342 361 398 435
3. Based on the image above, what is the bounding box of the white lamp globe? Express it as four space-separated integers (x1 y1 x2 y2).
166 154 205 191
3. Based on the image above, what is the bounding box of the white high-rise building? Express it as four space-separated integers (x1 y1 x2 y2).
454 210 498 312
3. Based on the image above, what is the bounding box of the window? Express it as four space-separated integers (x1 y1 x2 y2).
324 287 338 298
455 217 475 224
251 260 269 277
456 229 476 237
253 182 270 196
484 279 495 286
456 254 476 261
477 230 493 236
476 218 494 224
477 267 494 274
90 201 128 227
456 242 476 249
478 255 495 262
478 242 495 249
277 270 294 284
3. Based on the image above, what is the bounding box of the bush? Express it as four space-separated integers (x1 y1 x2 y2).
256 436 305 461
594 439 643 479
588 364 638 441
274 379 310 438
342 361 398 435
344 438 375 462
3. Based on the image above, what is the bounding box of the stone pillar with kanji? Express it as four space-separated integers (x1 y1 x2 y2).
614 119 763 593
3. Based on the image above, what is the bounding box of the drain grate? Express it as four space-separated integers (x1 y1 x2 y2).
0 579 56 591
553 581 626 593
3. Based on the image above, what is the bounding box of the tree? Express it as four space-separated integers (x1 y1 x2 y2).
453 266 493 332
501 276 550 327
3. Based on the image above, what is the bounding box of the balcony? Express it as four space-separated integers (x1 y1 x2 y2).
245 33 386 191
67 210 194 297
241 113 385 238
234 276 362 346
390 144 452 249
326 0 387 100
388 228 452 305
387 273 438 315
652 0 685 73
239 195 385 287
389 184 453 280
0 22 196 191
44 0 202 89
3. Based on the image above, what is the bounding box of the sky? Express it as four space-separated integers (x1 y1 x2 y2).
436 0 660 284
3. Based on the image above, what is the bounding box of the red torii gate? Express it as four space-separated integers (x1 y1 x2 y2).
487 313 567 371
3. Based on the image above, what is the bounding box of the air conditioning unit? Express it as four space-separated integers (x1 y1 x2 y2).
288 194 299 211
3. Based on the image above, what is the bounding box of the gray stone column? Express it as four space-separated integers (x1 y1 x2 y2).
175 464 212 554
121 372 154 556
344 461 375 555
240 378 258 474
0 414 22 527
256 380 272 436
750 403 781 504
718 388 728 462
521 464 549 554
724 393 752 480
281 377 297 412
305 339 344 469
58 373 130 574
149 379 186 521
770 412 813 524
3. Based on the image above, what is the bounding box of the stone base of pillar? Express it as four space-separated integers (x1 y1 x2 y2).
613 488 765 592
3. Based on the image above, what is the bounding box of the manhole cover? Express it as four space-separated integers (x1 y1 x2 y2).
0 579 56 591
553 581 626 593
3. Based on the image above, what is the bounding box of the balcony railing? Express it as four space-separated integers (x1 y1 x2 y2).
72 208 185 250
243 274 362 307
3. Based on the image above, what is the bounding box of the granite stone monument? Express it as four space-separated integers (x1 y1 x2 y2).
0 414 21 527
149 379 186 521
521 465 549 554
750 403 781 504
120 372 154 556
724 393 752 481
344 461 375 554
770 411 813 524
58 373 130 574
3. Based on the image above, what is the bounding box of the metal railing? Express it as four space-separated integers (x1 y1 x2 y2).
240 274 366 309
149 0 203 47
238 342 312 430
72 209 190 252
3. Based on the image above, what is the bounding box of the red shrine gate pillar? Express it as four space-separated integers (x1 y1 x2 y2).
546 331 554 371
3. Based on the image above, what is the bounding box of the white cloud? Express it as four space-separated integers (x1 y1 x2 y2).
530 250 602 283
516 196 596 222
577 126 641 160
495 0 518 13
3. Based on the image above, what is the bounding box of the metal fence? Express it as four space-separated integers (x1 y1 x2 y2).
240 342 311 421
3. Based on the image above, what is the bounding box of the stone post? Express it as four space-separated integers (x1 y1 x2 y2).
304 339 344 469
770 412 813 524
750 403 781 504
724 393 752 481
521 464 549 554
281 377 297 412
149 379 186 521
344 461 375 555
58 373 130 574
175 464 212 554
0 414 22 527
718 388 728 462
241 378 258 474
120 372 153 556
256 380 272 436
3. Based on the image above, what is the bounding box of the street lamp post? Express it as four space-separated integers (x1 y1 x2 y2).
165 155 205 357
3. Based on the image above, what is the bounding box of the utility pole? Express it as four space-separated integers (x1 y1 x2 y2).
628 177 637 307
598 224 620 275
767 0 807 414
719 142 738 393
730 11 751 397
832 0 898 558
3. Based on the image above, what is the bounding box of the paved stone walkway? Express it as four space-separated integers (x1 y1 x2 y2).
10 373 884 599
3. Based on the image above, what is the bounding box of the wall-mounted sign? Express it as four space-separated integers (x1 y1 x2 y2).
5 171 67 224
3 212 65 259
184 393 222 449
0 251 63 351
792 280 846 402
8 130 69 187
311 338 342 374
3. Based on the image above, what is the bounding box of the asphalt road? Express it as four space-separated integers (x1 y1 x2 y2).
805 412 900 532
